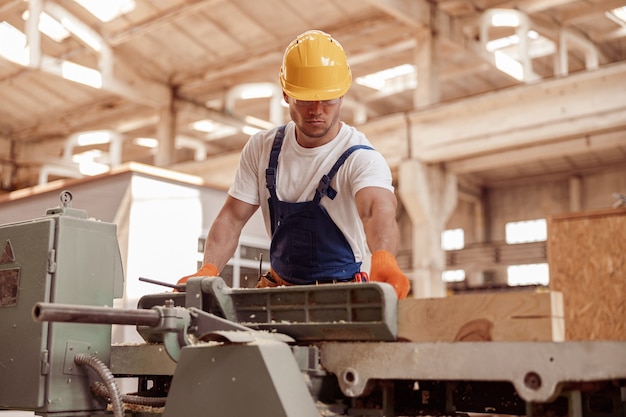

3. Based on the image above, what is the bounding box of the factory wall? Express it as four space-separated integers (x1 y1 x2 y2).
487 168 623 237
484 165 626 242
442 164 626 286
445 198 479 243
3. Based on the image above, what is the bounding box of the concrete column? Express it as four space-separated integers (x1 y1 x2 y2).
569 175 582 212
414 13 440 109
154 90 176 167
399 160 457 298
457 190 486 287
1 138 15 191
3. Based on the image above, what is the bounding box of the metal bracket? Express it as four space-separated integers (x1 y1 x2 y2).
63 340 96 376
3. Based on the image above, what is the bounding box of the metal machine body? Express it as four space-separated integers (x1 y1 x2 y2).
0 191 123 415
31 277 626 417
163 341 320 417
1 193 625 417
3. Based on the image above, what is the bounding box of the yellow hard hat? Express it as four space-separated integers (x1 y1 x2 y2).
279 30 352 101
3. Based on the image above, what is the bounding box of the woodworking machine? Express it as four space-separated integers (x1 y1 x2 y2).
1 192 625 417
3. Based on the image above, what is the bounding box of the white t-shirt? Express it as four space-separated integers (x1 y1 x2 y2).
229 121 394 263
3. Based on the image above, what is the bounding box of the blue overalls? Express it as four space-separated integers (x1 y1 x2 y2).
265 125 373 284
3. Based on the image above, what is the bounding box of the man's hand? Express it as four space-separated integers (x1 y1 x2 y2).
369 250 410 299
177 263 219 285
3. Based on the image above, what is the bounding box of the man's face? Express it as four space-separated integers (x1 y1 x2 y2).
284 93 343 147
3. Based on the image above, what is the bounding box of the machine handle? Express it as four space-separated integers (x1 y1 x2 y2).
32 302 162 327
139 276 186 292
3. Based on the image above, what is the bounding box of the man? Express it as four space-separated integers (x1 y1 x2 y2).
179 30 410 299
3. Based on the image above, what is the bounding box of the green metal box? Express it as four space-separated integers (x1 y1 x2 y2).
0 193 123 415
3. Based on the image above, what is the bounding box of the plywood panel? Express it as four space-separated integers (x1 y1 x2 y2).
398 291 564 342
548 207 626 340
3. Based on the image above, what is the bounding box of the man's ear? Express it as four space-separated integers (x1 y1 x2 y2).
283 92 290 104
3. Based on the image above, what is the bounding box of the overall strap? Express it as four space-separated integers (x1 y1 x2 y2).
265 125 287 200
313 144 374 204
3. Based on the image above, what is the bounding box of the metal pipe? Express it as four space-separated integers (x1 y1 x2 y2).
32 302 161 327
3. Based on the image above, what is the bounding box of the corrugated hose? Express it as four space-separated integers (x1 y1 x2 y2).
74 353 124 417
91 381 167 408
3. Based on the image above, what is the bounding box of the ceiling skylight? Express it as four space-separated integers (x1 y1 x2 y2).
72 150 110 176
610 6 626 24
73 0 136 22
57 14 102 52
133 137 159 148
0 22 28 65
486 30 555 81
483 10 555 81
189 119 263 140
239 84 275 100
22 11 70 42
61 60 102 88
490 12 520 27
190 120 238 139
75 130 114 146
0 21 102 88
486 30 555 60
190 120 218 133
355 64 416 93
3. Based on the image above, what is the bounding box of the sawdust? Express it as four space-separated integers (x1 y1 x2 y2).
107 403 164 414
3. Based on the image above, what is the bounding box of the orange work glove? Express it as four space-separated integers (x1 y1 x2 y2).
369 250 410 299
176 263 219 285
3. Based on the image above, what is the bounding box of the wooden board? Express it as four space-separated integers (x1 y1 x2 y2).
398 291 564 342
548 207 626 341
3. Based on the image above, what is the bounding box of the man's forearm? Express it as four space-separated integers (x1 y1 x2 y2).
356 187 401 255
202 217 243 272
365 214 400 255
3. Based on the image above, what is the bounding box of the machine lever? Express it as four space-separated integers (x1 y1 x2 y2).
139 276 186 292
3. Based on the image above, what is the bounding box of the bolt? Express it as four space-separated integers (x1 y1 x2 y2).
524 371 542 390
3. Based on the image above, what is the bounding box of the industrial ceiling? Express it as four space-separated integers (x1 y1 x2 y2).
0 0 625 193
